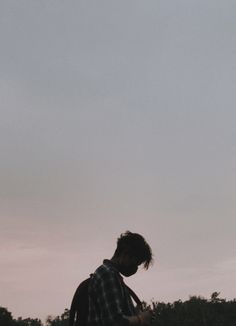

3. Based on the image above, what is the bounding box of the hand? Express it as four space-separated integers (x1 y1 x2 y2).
139 310 153 326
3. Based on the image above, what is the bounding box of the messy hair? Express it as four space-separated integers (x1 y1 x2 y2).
114 231 153 269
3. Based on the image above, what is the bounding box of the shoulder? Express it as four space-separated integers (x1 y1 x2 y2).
91 260 120 287
94 262 115 279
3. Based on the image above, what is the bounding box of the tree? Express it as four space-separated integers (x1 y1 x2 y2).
0 307 15 326
151 293 236 326
46 309 69 326
15 317 43 326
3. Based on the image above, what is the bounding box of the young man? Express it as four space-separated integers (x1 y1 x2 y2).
88 231 154 326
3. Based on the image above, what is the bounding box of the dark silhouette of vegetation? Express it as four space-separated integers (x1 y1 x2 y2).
1 292 236 325
0 307 15 326
0 307 42 325
45 309 69 326
14 317 43 326
151 292 236 326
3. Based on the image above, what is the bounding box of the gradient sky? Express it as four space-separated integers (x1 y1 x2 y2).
1 0 236 323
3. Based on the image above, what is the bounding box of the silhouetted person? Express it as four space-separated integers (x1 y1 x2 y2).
88 231 154 326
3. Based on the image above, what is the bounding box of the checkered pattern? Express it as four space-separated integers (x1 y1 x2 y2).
88 260 136 326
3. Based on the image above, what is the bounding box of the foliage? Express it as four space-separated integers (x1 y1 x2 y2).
0 307 42 326
0 307 15 326
151 292 236 326
14 317 43 326
45 309 69 326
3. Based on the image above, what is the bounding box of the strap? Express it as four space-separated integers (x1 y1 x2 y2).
126 285 143 311
118 273 143 310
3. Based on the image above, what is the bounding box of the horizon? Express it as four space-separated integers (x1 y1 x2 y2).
3 289 236 323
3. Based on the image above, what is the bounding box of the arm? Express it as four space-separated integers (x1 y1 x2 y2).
125 311 153 326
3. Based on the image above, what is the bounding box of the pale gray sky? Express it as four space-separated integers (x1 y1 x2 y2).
1 0 236 323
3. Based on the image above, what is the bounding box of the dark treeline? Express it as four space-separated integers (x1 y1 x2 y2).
1 292 236 326
0 307 70 326
151 292 236 326
0 306 43 325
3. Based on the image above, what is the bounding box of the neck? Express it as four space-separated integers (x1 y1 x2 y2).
110 256 123 271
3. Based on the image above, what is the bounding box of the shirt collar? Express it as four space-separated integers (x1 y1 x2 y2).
103 259 122 276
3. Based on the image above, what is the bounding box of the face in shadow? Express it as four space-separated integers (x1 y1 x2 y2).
117 254 141 277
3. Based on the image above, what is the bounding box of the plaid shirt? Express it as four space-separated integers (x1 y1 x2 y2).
88 260 137 326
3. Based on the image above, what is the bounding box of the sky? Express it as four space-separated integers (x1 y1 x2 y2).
1 0 236 323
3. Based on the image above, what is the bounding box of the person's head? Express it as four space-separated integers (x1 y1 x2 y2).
112 231 153 277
